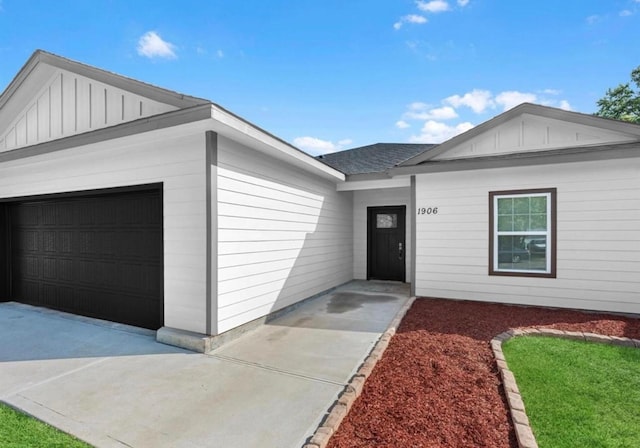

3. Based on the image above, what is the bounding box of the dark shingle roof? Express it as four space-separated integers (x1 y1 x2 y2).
316 143 436 175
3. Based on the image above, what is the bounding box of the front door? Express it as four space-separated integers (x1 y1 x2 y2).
367 206 406 281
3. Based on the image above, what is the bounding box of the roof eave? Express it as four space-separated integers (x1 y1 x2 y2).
389 141 640 176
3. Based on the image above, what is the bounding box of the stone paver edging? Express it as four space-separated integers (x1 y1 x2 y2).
492 328 640 448
303 296 417 448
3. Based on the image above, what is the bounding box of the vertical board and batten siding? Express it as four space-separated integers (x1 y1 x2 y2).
0 69 177 151
0 126 209 333
216 136 353 333
353 188 412 282
414 156 640 313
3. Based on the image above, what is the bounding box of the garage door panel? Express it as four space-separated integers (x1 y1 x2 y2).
10 189 163 329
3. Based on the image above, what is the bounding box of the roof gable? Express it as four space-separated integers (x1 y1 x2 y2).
402 103 640 165
0 50 208 152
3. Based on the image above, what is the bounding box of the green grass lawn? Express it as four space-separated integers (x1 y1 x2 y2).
502 336 640 448
0 402 90 448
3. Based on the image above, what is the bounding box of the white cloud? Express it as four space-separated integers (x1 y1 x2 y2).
445 89 494 114
541 88 561 95
409 102 429 111
293 136 352 155
405 14 428 23
559 100 572 111
458 0 469 6
620 9 633 16
586 14 601 24
396 120 411 129
409 120 474 143
495 91 537 111
405 105 458 120
416 0 450 13
216 49 224 58
137 31 177 59
394 14 427 29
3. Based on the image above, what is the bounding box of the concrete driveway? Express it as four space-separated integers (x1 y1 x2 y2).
0 281 410 448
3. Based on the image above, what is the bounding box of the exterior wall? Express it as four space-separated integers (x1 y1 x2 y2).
0 124 209 333
414 157 640 314
216 136 353 333
353 187 412 283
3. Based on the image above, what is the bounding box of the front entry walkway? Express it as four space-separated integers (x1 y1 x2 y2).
0 281 410 448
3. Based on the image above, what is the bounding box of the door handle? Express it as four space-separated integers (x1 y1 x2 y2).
398 242 403 260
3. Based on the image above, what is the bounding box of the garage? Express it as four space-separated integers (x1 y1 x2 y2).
1 187 163 329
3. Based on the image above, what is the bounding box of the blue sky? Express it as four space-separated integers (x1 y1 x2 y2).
0 0 639 155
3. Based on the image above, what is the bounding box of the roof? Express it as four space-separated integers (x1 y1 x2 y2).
317 143 436 175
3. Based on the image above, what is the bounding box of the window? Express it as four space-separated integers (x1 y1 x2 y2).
376 213 397 229
489 188 556 277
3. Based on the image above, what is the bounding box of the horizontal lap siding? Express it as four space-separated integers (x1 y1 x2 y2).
217 137 353 333
414 157 640 313
0 126 208 333
353 188 411 282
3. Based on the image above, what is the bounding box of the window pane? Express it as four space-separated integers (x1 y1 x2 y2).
497 198 513 215
497 235 547 271
377 214 397 228
498 215 513 231
513 197 530 214
530 214 547 231
526 236 547 258
513 214 529 231
530 196 547 214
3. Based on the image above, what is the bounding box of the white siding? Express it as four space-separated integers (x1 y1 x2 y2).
414 157 640 313
353 188 412 283
0 69 177 152
0 124 209 333
216 136 353 333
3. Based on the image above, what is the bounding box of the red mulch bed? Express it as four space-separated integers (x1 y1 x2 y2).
327 298 640 448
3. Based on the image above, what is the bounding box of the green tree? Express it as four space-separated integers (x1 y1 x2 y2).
595 66 640 123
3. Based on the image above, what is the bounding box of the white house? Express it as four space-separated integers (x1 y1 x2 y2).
1 51 639 351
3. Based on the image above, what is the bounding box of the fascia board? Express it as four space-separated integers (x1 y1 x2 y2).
208 104 345 182
337 177 411 191
389 142 640 176
0 104 212 163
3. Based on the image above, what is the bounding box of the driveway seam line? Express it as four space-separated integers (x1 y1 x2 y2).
0 357 110 400
210 354 346 386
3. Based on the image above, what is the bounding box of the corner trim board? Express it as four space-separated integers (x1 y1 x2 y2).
205 130 218 335
410 176 417 296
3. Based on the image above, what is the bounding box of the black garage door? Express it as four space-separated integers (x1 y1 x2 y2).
7 188 163 329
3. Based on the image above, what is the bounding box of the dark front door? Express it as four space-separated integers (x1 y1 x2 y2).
8 188 163 329
367 206 406 282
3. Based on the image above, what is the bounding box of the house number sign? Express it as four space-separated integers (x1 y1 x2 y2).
417 207 438 215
